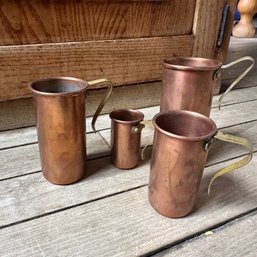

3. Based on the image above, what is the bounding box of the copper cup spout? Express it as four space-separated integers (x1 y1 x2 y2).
29 77 113 184
110 109 145 169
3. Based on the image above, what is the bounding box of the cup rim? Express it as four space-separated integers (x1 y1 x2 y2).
162 57 222 71
109 109 144 124
29 77 88 96
153 110 217 141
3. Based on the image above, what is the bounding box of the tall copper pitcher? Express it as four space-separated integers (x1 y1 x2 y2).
29 77 112 185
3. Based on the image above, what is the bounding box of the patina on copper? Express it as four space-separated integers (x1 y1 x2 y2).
149 110 217 218
29 77 113 185
161 57 222 116
110 109 144 169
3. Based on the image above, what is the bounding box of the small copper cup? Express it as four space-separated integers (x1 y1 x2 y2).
110 109 145 169
149 110 252 218
29 77 113 185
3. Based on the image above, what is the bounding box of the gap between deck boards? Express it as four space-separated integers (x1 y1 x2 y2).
143 208 257 257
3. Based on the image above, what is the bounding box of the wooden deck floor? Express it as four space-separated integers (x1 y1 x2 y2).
1 36 257 256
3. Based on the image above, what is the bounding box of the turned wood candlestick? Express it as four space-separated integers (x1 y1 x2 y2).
232 0 257 37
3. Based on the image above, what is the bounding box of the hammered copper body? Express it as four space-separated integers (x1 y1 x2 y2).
29 77 88 184
161 57 222 116
110 109 144 169
149 110 217 218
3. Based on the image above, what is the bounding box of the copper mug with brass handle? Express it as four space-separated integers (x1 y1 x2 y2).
110 109 145 169
29 77 113 185
149 110 253 218
161 56 254 116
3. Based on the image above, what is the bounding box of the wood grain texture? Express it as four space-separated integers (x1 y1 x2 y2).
0 132 110 180
210 100 257 128
192 0 237 62
0 0 196 45
157 211 257 257
0 35 194 101
0 156 150 227
0 153 257 256
0 126 37 149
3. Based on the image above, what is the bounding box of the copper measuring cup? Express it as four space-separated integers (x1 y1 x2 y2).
149 110 252 218
161 56 254 116
110 109 145 169
29 77 113 185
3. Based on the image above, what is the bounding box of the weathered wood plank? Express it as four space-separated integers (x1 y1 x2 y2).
157 212 257 257
0 153 257 256
0 0 196 45
0 35 194 101
221 77 257 92
0 126 37 149
243 73 257 85
0 156 150 228
212 86 257 106
0 119 256 227
222 37 257 81
0 132 110 180
210 99 257 128
222 64 257 81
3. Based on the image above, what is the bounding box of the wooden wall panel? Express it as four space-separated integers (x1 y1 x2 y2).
0 35 194 101
0 0 196 45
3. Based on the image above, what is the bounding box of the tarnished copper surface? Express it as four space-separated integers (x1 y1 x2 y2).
161 57 222 116
110 109 144 169
149 110 217 218
29 77 88 184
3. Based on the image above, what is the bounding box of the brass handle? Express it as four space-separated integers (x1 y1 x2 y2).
218 56 255 109
206 131 253 195
141 119 154 127
131 123 145 134
138 119 154 161
88 79 113 133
